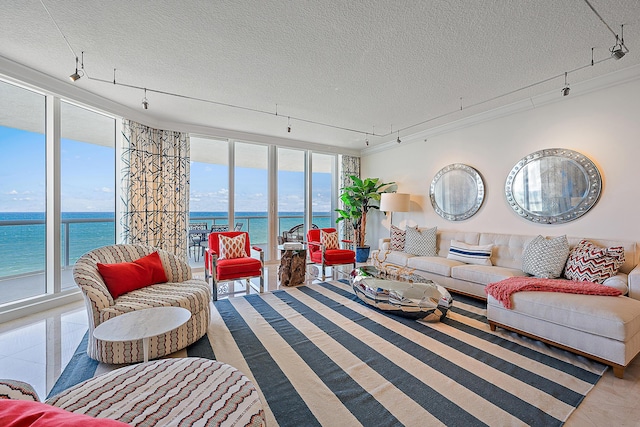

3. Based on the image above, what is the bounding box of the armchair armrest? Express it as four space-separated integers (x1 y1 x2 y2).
204 248 218 280
306 240 323 249
251 246 265 264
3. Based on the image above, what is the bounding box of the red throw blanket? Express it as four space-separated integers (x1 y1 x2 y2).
485 277 622 309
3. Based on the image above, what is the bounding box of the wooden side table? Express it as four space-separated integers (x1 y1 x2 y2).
278 245 307 286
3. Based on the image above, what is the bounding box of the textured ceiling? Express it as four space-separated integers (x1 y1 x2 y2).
1 0 639 150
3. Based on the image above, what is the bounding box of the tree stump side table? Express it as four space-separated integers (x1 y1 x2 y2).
278 245 307 286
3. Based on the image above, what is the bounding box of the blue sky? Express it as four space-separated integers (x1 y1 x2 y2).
1 126 333 213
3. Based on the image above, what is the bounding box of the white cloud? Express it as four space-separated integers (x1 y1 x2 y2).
8 190 18 195
101 187 112 193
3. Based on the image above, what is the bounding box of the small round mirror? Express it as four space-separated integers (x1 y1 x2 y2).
505 148 601 223
430 163 485 221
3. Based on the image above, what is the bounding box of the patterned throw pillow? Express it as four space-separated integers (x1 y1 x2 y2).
404 226 437 256
522 235 570 278
447 240 493 266
390 225 406 251
218 234 248 259
320 230 339 250
564 239 625 284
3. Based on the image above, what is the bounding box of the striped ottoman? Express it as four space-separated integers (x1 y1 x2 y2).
46 358 265 426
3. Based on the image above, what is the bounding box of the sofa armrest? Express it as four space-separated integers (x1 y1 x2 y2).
628 264 640 300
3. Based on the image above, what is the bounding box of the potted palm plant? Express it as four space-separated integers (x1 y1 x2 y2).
336 175 395 262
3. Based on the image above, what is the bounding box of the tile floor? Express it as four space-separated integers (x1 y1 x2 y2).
1 265 639 426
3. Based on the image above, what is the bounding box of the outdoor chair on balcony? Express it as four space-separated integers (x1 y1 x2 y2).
306 227 355 281
204 231 265 301
277 223 318 245
188 222 208 261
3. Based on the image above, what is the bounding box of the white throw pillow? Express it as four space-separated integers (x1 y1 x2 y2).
404 226 437 256
522 235 570 279
447 240 493 266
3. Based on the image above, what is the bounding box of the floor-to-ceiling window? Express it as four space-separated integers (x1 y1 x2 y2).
0 79 117 309
311 152 335 229
60 101 116 290
277 148 306 246
234 142 269 258
189 139 341 265
188 137 229 264
0 80 46 304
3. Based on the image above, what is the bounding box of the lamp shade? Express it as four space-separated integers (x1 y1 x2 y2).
379 193 410 213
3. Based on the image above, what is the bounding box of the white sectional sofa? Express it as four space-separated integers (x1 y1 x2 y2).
372 229 640 377
372 229 640 300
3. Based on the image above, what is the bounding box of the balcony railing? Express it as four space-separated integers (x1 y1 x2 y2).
0 213 333 305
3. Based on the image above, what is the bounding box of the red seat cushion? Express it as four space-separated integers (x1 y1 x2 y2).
310 249 355 265
217 257 262 281
0 400 129 426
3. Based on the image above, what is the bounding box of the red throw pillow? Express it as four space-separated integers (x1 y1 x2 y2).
134 251 168 284
97 252 168 299
0 400 129 426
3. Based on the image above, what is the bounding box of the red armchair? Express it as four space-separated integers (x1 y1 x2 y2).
204 231 264 301
307 227 356 280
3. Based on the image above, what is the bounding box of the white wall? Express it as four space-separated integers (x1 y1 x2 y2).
362 71 640 247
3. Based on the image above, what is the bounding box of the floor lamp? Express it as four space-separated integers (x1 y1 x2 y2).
379 193 410 232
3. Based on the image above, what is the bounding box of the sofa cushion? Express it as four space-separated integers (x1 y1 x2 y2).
447 240 493 266
100 280 211 322
522 235 570 279
390 225 406 251
0 400 129 426
407 256 464 277
451 264 527 286
372 250 414 267
487 292 640 342
404 226 437 256
564 240 625 284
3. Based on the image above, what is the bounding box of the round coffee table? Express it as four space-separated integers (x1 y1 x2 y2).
93 306 191 363
350 265 453 321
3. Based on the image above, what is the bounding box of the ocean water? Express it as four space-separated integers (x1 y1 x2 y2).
0 211 332 278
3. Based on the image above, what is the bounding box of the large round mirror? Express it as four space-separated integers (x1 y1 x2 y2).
430 163 485 221
505 148 601 224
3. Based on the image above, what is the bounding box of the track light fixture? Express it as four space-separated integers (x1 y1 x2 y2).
610 24 628 59
561 72 570 96
142 88 149 109
69 55 83 82
396 131 401 144
287 116 291 133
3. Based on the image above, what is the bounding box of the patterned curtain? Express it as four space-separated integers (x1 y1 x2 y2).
121 120 190 258
339 155 360 241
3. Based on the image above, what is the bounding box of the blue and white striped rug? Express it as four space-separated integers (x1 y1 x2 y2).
211 280 605 427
